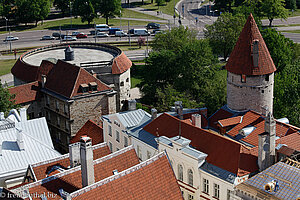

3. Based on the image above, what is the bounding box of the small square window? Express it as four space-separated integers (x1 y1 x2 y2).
124 136 128 147
116 130 120 142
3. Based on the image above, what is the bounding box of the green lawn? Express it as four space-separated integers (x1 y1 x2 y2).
0 59 16 76
281 30 300 34
122 8 164 20
131 77 143 88
288 9 300 17
130 0 181 16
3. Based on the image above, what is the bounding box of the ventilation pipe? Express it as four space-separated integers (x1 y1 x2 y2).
151 108 157 120
191 114 201 128
128 99 137 111
17 129 25 151
19 108 27 122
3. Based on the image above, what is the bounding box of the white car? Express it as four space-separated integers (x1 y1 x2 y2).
93 32 109 38
62 35 77 41
4 36 19 41
41 35 55 40
115 31 127 37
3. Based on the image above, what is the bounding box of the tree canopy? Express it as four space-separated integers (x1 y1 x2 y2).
261 0 288 27
0 82 18 115
73 0 96 25
97 0 122 25
204 12 245 60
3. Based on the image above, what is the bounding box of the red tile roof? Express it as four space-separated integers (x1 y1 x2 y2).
144 113 258 176
21 147 139 200
209 107 235 130
70 120 103 145
71 152 183 200
276 132 300 152
218 116 243 127
9 81 40 104
35 60 55 81
112 52 132 74
11 59 39 83
225 14 276 75
45 60 111 98
30 143 110 181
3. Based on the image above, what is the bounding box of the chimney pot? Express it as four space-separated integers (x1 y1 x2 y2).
128 99 137 111
151 108 157 120
191 114 201 128
17 129 25 151
69 142 81 167
175 101 183 120
20 108 27 121
80 136 94 187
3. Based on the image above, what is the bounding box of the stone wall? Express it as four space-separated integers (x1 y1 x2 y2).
227 72 274 114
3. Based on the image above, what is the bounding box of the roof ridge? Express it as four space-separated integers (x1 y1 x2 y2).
70 151 166 198
9 81 39 90
16 145 133 190
70 67 82 97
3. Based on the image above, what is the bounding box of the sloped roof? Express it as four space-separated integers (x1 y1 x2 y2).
15 146 139 199
30 142 110 181
143 113 258 176
44 60 111 98
225 14 276 75
70 152 183 200
0 123 61 177
276 132 300 152
11 59 38 83
208 106 236 130
70 120 103 145
111 52 132 74
218 116 243 127
236 162 300 200
115 109 151 128
9 81 40 104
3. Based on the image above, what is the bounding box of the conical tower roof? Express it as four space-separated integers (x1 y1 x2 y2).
225 14 276 75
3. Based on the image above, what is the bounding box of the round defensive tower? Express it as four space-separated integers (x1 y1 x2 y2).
11 42 132 110
225 14 276 114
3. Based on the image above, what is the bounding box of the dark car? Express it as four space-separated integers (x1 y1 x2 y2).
52 32 65 39
146 23 160 29
128 29 134 35
152 29 161 35
76 33 88 38
108 28 121 35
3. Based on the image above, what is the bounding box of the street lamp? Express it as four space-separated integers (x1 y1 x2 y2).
4 17 8 32
70 1 72 29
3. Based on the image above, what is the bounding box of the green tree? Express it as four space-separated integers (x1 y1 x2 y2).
261 28 295 72
204 12 245 60
0 82 18 115
234 0 263 23
53 0 71 16
73 0 95 25
97 0 121 25
16 0 50 26
274 60 300 127
214 0 234 12
285 0 297 10
261 0 288 27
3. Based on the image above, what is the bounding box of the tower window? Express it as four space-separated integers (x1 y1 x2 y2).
241 74 246 83
265 74 269 82
262 90 264 93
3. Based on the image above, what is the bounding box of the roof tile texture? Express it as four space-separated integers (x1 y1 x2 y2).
28 149 139 199
218 116 242 127
112 52 132 74
225 14 276 75
9 81 40 104
70 120 103 145
73 155 183 200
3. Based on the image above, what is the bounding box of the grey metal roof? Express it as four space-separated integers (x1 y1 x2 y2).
200 162 237 184
242 162 300 200
0 118 61 177
15 117 54 148
116 109 151 128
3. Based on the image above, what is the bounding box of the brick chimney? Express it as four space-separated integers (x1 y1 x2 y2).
191 114 201 128
80 136 95 187
69 142 80 168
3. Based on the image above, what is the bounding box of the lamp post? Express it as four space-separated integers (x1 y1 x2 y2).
4 17 8 32
120 10 122 30
70 1 72 29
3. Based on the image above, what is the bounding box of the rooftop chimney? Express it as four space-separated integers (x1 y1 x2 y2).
41 75 46 88
0 112 4 120
128 99 137 111
19 108 27 121
175 101 183 120
80 136 94 187
262 105 269 117
17 129 25 151
151 108 157 120
69 142 80 168
265 112 276 165
252 40 259 68
191 114 201 128
65 46 74 61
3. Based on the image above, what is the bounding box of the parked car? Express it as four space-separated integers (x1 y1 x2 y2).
76 33 88 38
41 35 55 40
93 32 109 38
4 36 19 41
52 32 65 39
146 23 160 29
62 35 77 41
72 31 81 36
115 31 127 37
95 24 110 32
108 28 121 35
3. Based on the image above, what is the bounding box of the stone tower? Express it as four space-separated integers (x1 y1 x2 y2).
225 14 277 114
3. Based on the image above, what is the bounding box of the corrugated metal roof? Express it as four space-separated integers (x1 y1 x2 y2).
16 117 54 149
116 109 151 128
200 162 236 184
0 119 61 177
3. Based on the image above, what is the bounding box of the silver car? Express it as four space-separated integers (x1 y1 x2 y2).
62 35 77 41
41 35 55 40
93 32 109 38
4 36 19 41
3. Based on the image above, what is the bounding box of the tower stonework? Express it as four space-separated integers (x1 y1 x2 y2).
225 14 276 114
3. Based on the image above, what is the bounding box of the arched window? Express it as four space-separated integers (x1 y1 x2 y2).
188 169 193 186
178 164 183 181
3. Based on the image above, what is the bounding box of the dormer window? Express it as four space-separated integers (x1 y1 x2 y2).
89 82 97 91
80 84 89 93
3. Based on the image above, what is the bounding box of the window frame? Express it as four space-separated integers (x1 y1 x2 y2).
203 178 209 194
213 183 220 199
178 164 183 182
116 130 120 142
188 169 193 187
108 125 112 136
